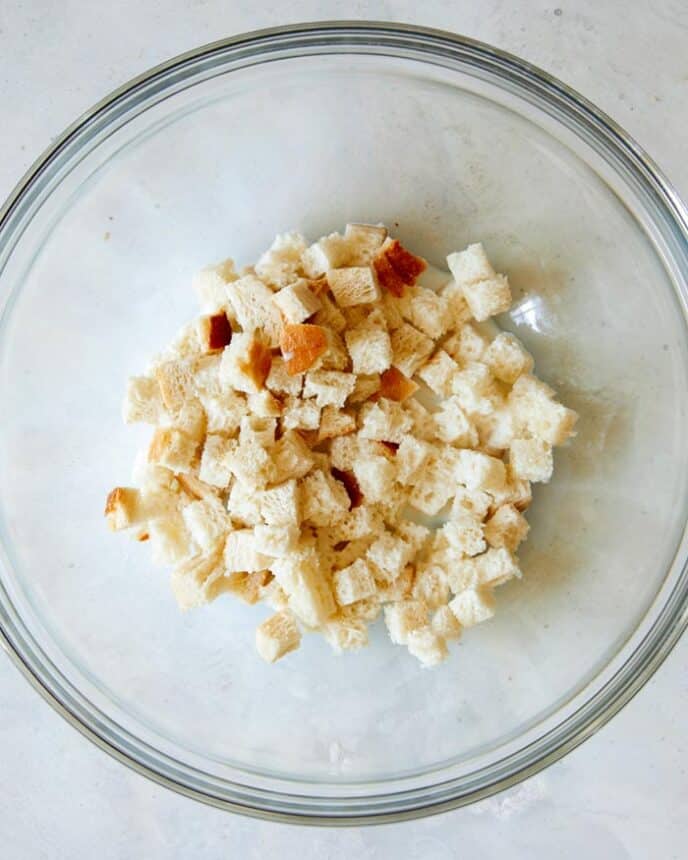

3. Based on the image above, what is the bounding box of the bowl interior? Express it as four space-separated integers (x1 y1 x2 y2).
1 47 687 792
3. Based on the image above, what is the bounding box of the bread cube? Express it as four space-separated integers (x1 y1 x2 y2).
440 281 473 329
451 362 498 416
510 437 553 482
227 438 276 490
170 549 226 610
353 454 395 504
402 398 436 441
104 487 145 531
412 563 450 610
484 504 530 551
476 547 521 587
345 323 392 374
328 265 381 307
122 376 164 424
227 480 262 527
271 430 314 483
366 530 413 583
280 395 321 431
462 274 512 322
396 285 450 339
225 274 282 345
333 558 378 606
417 350 459 397
260 579 290 611
432 397 479 446
446 243 496 286
378 291 404 330
279 323 330 374
316 406 356 441
407 627 448 667
255 231 307 289
346 374 380 405
450 486 492 521
181 498 231 553
148 514 197 566
344 223 388 264
255 611 302 663
259 479 301 527
148 427 197 473
390 323 435 377
431 605 463 641
440 516 486 557
358 398 413 443
253 523 300 557
265 355 303 397
328 505 384 542
395 521 431 555
301 470 350 526
247 390 283 418
484 332 533 383
239 415 276 449
442 323 490 364
407 451 455 516
220 570 272 605
301 232 351 277
154 360 193 411
323 617 369 653
197 311 233 354
303 370 356 408
280 556 337 628
312 293 347 333
224 529 272 573
192 353 223 398
161 398 206 443
449 588 496 627
272 279 322 323
219 332 272 393
384 600 428 645
192 258 237 312
375 238 427 296
509 375 578 446
200 389 247 435
455 449 507 494
395 436 434 485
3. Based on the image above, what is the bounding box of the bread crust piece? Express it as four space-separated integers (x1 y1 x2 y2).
280 323 329 374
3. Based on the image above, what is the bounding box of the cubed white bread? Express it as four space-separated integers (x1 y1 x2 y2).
509 437 553 483
333 558 378 606
218 332 271 394
484 332 533 383
225 274 282 345
450 486 492 521
374 485 410 527
451 362 499 416
402 398 436 441
148 513 198 566
328 433 361 470
272 278 322 323
384 600 428 645
347 374 381 404
253 523 300 557
274 554 337 628
181 498 231 553
475 547 521 587
395 521 431 554
406 627 449 667
104 487 145 531
345 323 393 374
365 530 413 583
220 570 272 605
131 452 178 495
192 258 237 312
389 323 435 377
280 395 321 431
259 479 302 527
412 563 450 610
328 537 374 571
396 285 450 339
255 611 302 663
431 605 463 641
440 281 473 329
449 587 496 627
303 370 356 408
260 579 290 611
164 321 205 362
407 450 456 516
301 470 350 527
224 528 272 573
327 266 381 307
440 516 486 557
447 243 496 285
161 398 206 443
199 389 246 434
317 406 357 441
313 328 350 371
301 232 352 277
154 360 194 411
312 293 347 333
328 505 384 542
358 398 413 443
432 397 479 446
192 353 223 398
271 430 314 483
240 414 277 448
227 480 262 527
455 449 507 494
255 232 307 289
148 427 198 473
247 389 283 418
484 504 530 551
323 617 369 653
340 305 371 329
461 274 512 322
417 350 459 397
379 291 404 330
508 375 578 446
442 323 490 364
473 406 515 454
265 355 303 397
344 222 388 263
122 376 164 424
170 549 226 610
226 437 277 490
395 436 435 485
352 454 396 504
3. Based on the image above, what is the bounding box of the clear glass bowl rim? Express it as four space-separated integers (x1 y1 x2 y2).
1 21 687 825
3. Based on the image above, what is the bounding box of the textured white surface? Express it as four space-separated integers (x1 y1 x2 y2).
1 1 687 857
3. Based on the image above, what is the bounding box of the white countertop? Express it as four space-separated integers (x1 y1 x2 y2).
1 2 686 857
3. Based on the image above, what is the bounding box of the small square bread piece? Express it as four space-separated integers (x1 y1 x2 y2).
328 266 381 307
384 600 428 645
509 438 554 483
390 323 434 377
255 611 301 663
406 627 448 667
345 323 392 374
272 279 322 323
449 588 496 627
333 558 378 606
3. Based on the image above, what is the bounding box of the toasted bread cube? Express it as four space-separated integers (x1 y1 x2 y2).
510 437 553 482
341 304 373 329
417 350 459 397
402 398 436 441
328 504 384 542
181 499 231 553
154 360 193 411
161 398 206 442
314 328 350 371
198 435 236 488
253 523 300 557
323 617 369 653
301 470 350 527
227 480 262 527
148 513 197 566
328 265 381 307
192 353 223 397
280 323 329 374
390 323 435 377
412 563 450 610
444 556 479 593
375 564 413 602
255 232 307 289
395 521 431 554
301 232 351 277
200 389 246 435
440 516 486 557
378 367 418 402
271 430 314 483
455 449 507 494
366 530 413 583
122 376 164 424
272 279 322 323
358 398 413 443
384 600 428 645
240 415 277 448
407 450 455 516
259 479 301 526
407 627 448 667
397 285 450 339
104 487 144 531
352 454 395 504
347 374 381 404
462 275 511 322
379 290 404 330
317 406 357 441
431 605 463 641
451 486 492 521
345 324 392 374
509 375 578 446
170 549 226 610
247 389 283 418
255 611 301 663
396 436 435 485
484 504 530 551
474 406 515 454
148 427 197 473
484 333 533 383
312 293 347 333
275 555 336 628
227 438 276 490
451 362 498 416
224 529 272 573
476 547 521 587
344 223 388 263
440 281 473 329
280 395 321 432
443 323 490 364
333 558 377 607
329 434 361 470
197 312 233 354
193 258 237 312
303 370 356 408
433 397 479 446
219 332 272 393
265 355 303 397
446 243 496 286
225 274 282 345
330 537 373 570
375 239 427 296
449 587 495 627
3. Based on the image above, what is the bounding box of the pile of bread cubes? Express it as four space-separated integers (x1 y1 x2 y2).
105 224 577 667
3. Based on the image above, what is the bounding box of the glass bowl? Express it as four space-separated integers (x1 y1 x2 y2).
1 23 687 824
